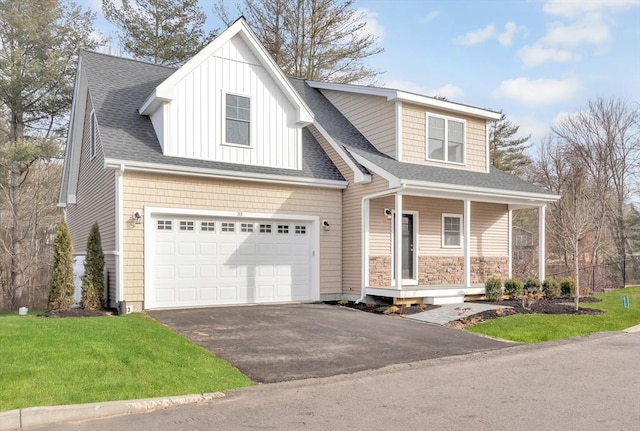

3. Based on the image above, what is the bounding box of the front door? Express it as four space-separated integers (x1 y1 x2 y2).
402 214 414 280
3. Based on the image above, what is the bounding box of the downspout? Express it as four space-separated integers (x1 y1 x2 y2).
357 185 405 303
115 164 125 308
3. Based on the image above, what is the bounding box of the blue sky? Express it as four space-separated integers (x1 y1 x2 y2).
89 0 640 146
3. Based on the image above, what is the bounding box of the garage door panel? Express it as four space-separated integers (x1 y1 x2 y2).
150 216 314 308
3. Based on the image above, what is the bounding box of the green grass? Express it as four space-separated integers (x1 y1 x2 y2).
467 286 640 343
0 312 254 412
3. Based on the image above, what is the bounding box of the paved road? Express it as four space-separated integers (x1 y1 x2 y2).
34 332 640 431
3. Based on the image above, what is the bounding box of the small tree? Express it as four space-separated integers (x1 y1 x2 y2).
49 221 74 311
81 223 104 309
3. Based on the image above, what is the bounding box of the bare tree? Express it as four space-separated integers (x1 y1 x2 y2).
215 0 384 84
552 98 640 274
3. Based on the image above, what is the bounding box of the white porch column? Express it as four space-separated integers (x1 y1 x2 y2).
362 198 370 289
464 199 471 288
394 193 403 290
508 208 513 279
539 205 546 281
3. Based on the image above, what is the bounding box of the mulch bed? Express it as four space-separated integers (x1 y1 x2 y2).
39 308 116 318
445 297 604 329
325 300 441 316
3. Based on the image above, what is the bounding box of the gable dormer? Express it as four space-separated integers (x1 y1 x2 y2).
308 82 500 173
139 18 313 170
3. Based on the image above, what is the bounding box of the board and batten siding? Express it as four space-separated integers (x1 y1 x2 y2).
402 103 487 172
66 92 117 305
320 89 396 158
121 172 342 305
154 34 301 170
309 126 390 295
368 197 508 257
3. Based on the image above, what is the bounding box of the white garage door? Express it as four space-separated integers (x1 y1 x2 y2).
148 216 314 308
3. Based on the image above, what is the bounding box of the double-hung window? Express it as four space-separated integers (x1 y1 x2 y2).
225 93 250 146
427 115 465 164
442 214 462 248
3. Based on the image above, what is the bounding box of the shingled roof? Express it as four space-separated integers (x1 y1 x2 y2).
289 78 556 197
81 50 344 182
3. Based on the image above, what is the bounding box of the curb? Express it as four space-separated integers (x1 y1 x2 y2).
0 392 225 431
623 324 640 333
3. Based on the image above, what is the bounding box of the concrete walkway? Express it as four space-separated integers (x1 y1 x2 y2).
405 302 510 326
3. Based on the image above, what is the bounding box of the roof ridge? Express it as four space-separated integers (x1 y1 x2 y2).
80 49 178 71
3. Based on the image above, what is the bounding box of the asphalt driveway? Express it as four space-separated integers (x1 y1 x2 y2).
148 303 511 383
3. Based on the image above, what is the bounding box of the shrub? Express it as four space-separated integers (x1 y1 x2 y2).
49 221 75 311
543 278 561 299
484 277 503 302
560 277 576 297
503 278 524 299
82 223 104 310
524 277 542 296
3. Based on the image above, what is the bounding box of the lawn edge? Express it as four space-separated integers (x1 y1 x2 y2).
0 392 226 430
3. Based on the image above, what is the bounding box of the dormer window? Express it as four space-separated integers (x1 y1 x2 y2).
427 114 465 164
225 93 250 146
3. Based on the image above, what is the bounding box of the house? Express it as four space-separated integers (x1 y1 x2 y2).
512 226 538 279
58 18 560 312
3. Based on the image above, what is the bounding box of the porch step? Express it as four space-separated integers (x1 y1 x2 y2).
425 295 465 305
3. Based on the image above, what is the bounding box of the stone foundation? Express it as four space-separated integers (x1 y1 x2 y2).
369 255 508 287
369 256 391 287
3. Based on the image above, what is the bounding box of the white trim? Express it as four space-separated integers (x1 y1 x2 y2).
485 119 491 173
222 90 253 147
311 123 371 183
139 19 313 125
349 152 401 187
143 206 320 309
508 209 513 279
307 80 502 120
89 110 97 159
539 205 546 281
395 101 403 160
104 159 347 189
442 213 463 249
425 112 466 165
115 165 124 304
463 200 471 288
391 210 419 286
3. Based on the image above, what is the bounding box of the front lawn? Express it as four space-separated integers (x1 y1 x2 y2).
466 285 640 343
0 312 254 411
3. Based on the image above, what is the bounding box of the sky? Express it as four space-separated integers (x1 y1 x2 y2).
87 0 640 147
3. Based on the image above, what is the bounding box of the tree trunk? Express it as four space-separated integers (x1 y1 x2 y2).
574 239 580 312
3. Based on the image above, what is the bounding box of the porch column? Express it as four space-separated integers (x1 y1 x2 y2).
508 208 513 279
464 199 471 288
394 193 403 290
538 205 546 281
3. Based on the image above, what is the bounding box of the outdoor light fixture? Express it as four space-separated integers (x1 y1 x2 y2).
322 220 330 231
132 210 142 224
384 208 392 220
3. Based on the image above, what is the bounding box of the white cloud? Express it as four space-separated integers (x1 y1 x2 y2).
423 10 441 22
455 24 496 46
357 8 386 42
498 22 519 46
541 16 611 47
493 77 581 105
518 44 581 67
425 84 465 100
508 114 552 144
543 0 640 17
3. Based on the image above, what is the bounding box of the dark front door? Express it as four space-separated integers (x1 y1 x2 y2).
402 214 414 279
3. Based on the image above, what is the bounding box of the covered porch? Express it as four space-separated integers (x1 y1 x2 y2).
360 186 552 305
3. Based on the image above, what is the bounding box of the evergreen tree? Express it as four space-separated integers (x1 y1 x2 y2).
49 221 74 311
215 0 384 84
81 223 104 309
490 111 532 175
103 0 216 66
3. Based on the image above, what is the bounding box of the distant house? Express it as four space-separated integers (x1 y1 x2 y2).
58 18 559 312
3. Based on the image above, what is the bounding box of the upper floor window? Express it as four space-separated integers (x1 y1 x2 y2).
225 93 250 146
427 115 465 164
89 111 96 158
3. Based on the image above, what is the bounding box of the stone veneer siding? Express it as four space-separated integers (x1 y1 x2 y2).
368 256 508 286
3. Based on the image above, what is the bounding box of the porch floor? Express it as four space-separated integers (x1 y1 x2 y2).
366 284 485 305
